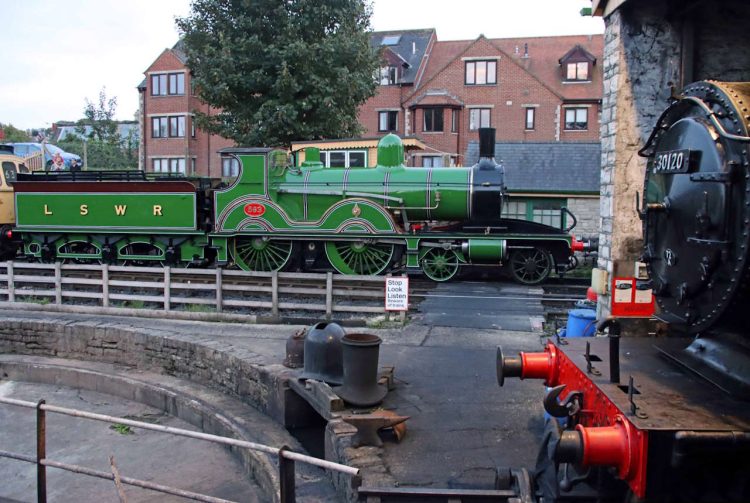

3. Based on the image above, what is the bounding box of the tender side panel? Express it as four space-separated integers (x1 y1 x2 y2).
15 190 197 231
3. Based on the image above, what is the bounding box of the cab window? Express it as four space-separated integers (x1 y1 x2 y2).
2 161 18 186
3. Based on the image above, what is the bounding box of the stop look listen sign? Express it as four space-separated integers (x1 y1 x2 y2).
385 277 409 311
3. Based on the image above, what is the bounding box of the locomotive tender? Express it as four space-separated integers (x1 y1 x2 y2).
4 128 585 283
498 81 750 501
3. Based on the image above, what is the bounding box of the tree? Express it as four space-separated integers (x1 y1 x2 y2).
177 0 380 147
57 88 137 170
0 123 31 142
78 87 119 145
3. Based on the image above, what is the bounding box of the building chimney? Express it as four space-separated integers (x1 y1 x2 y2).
412 42 416 54
515 45 519 55
524 43 529 58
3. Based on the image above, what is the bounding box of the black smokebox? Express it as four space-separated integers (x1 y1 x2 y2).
479 127 496 159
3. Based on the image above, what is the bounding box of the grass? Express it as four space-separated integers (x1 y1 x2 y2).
121 300 145 309
18 296 51 305
185 303 216 313
110 424 134 435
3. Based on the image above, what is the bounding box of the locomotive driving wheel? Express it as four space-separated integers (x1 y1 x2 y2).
508 248 552 285
420 248 460 282
324 240 394 276
231 236 294 272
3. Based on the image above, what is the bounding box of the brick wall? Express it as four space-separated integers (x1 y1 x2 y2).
141 50 234 178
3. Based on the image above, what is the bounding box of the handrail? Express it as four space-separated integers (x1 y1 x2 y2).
0 396 358 475
0 395 359 503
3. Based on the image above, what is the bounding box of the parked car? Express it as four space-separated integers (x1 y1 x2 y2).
3 142 82 169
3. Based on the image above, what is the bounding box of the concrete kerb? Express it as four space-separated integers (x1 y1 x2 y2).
0 314 387 502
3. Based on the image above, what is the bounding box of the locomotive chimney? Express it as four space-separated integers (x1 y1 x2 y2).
479 127 496 159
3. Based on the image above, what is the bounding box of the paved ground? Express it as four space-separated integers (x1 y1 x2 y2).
0 305 551 497
0 381 261 503
416 280 546 331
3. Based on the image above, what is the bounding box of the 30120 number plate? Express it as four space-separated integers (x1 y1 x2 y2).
654 149 691 174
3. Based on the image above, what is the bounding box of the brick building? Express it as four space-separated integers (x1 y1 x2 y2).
360 30 603 167
138 41 234 177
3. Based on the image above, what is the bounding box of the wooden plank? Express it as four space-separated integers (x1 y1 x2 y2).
271 271 279 318
108 294 165 303
168 282 218 291
107 280 164 288
221 299 273 308
7 276 55 284
288 378 345 421
221 284 273 293
163 267 171 311
333 305 384 313
7 262 14 302
325 272 333 319
62 291 105 300
215 268 223 313
54 262 62 305
60 278 106 286
102 263 109 308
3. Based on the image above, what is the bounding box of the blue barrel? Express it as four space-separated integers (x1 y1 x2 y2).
565 309 597 337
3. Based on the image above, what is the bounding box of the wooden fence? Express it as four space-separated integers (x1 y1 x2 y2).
0 261 407 322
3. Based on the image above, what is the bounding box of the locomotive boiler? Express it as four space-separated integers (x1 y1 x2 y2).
8 128 585 283
497 81 750 502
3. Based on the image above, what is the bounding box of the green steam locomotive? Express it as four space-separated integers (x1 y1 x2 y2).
8 129 586 283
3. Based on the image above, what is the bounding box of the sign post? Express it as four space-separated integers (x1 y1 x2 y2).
385 276 409 313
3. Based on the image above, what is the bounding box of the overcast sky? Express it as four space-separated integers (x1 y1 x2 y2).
0 0 603 130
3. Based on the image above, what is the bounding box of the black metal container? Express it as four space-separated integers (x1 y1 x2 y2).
335 333 387 407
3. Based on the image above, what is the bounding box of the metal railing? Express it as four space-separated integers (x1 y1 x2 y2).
0 396 359 503
0 261 406 321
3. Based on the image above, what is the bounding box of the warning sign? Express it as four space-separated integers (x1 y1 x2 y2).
610 277 654 317
385 277 409 311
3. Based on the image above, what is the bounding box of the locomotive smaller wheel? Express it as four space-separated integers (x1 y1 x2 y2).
58 241 102 264
420 248 460 282
117 242 166 267
231 236 294 272
325 240 394 276
509 248 552 285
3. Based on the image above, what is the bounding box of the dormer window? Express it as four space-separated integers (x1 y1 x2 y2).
559 45 596 83
379 66 399 85
566 62 589 81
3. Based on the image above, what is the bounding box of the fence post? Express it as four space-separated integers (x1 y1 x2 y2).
215 268 223 313
36 399 47 503
54 262 62 305
325 272 333 320
272 271 279 319
102 263 109 308
8 261 15 303
278 446 296 503
163 266 171 312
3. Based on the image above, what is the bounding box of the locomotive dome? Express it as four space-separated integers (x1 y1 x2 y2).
376 133 404 168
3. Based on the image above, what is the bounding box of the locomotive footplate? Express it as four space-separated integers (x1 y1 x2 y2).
545 337 750 500
556 337 750 432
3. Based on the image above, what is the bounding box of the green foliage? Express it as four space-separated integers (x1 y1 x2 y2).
80 88 120 144
177 0 380 147
0 123 31 142
110 423 134 435
57 88 138 170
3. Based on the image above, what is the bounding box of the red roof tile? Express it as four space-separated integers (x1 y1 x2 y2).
491 34 603 101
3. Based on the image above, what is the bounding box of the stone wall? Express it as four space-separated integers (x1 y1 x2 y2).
566 197 600 237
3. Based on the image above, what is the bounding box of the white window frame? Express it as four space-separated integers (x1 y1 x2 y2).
320 150 368 168
469 108 491 130
564 107 588 131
